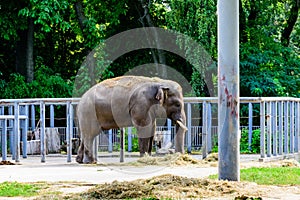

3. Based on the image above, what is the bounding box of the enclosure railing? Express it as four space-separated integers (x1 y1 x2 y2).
1 97 300 162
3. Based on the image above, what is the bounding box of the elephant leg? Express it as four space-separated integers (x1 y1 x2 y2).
76 139 84 163
138 137 149 157
147 136 154 156
77 117 100 164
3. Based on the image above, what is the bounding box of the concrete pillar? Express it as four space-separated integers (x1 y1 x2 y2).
217 0 240 181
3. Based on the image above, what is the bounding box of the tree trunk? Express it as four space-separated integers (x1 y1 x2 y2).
74 1 96 86
16 30 27 77
137 0 167 78
26 18 34 83
281 0 299 46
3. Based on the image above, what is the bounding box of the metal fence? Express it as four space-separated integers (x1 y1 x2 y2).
1 97 300 162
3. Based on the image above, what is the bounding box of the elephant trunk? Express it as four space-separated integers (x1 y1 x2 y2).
174 111 187 153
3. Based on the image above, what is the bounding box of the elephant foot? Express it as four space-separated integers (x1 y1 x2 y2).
76 155 83 164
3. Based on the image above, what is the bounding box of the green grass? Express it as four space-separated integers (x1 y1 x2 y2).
209 167 300 185
0 182 41 197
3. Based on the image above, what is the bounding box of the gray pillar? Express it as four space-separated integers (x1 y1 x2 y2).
284 101 289 154
202 101 207 159
187 103 192 153
217 0 240 181
108 130 113 153
50 104 55 128
31 105 35 131
278 101 283 155
260 101 266 158
290 101 294 153
2 119 7 161
266 102 272 157
40 101 46 163
14 102 20 162
120 128 125 163
66 102 73 162
22 105 29 158
127 127 132 152
207 103 212 153
248 103 253 151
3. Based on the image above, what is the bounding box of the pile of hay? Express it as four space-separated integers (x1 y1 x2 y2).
79 174 263 199
134 153 204 166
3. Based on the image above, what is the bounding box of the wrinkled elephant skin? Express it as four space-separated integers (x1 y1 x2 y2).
76 76 186 163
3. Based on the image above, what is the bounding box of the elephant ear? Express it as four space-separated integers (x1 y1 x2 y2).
155 86 169 104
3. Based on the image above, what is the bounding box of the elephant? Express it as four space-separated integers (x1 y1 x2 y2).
76 76 187 163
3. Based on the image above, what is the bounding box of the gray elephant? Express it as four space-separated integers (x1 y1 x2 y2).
76 76 187 163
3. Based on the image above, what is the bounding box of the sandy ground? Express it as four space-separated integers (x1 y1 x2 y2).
0 153 299 199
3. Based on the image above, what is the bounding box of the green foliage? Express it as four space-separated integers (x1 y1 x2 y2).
0 66 73 99
0 182 40 197
240 167 300 185
240 129 261 154
209 167 300 185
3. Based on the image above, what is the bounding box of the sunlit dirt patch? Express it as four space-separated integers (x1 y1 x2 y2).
78 174 265 199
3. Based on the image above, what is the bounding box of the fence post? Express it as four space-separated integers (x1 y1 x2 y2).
187 103 192 153
166 119 172 147
202 101 207 159
66 102 73 162
284 101 289 154
31 105 35 131
120 128 125 162
260 101 266 158
290 101 295 153
272 101 277 156
9 106 14 157
40 101 46 163
21 105 29 158
50 104 55 128
207 103 212 153
0 107 7 161
1 119 7 161
108 130 113 153
248 103 253 151
266 101 272 157
127 127 132 152
278 101 283 155
14 102 20 162
296 101 300 153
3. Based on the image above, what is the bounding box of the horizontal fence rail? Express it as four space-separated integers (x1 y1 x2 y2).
1 97 300 163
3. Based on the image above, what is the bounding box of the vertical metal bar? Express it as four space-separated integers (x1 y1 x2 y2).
290 101 294 153
50 104 55 128
207 103 212 153
127 127 132 152
67 102 73 163
2 119 7 161
166 119 172 146
120 128 125 162
14 102 20 162
9 106 14 157
187 103 192 153
94 135 98 162
278 101 283 155
266 102 272 157
40 101 46 163
202 101 207 159
297 101 300 152
31 105 35 131
284 101 289 154
295 101 299 153
260 101 266 158
272 101 277 156
108 129 113 153
248 103 253 151
22 105 29 158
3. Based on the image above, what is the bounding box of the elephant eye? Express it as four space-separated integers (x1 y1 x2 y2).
175 103 181 108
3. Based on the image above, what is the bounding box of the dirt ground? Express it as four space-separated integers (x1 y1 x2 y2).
29 154 300 200
1 154 299 200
